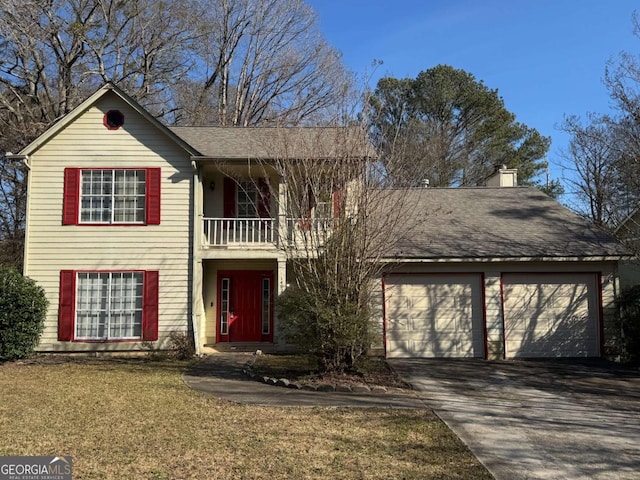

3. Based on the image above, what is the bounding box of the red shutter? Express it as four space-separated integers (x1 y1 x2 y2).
62 168 80 225
58 270 75 341
146 168 161 225
258 178 271 218
142 270 159 341
223 177 236 218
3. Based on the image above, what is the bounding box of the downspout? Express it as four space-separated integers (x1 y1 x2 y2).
190 159 202 356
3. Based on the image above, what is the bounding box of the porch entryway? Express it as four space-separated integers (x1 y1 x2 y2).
216 270 274 343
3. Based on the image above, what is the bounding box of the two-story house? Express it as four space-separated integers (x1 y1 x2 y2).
11 83 629 359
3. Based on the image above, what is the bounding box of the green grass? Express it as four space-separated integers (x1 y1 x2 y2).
0 357 491 479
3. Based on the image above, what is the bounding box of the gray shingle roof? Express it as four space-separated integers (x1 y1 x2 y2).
168 126 373 159
384 187 628 259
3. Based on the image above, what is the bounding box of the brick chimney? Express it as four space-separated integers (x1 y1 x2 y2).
484 164 517 187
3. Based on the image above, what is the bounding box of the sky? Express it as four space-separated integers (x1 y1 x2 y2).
306 0 637 185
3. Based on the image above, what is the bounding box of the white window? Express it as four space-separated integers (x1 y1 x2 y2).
261 277 270 334
220 278 230 335
237 181 258 218
80 169 146 223
75 272 143 340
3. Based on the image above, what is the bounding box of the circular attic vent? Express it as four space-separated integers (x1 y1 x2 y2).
104 110 125 130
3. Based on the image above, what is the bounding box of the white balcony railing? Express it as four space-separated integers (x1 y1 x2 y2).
203 217 275 246
286 218 334 246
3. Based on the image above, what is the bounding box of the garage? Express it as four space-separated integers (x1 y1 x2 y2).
502 273 600 358
384 274 485 358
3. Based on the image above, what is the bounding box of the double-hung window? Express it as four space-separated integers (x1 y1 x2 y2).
80 169 146 223
237 180 259 218
62 167 161 225
58 270 159 342
75 272 144 340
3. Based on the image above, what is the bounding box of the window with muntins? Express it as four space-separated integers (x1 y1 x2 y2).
80 169 146 223
237 181 258 218
75 272 143 340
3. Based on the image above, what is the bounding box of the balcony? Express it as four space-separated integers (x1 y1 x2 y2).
201 217 336 250
286 218 334 247
203 218 276 247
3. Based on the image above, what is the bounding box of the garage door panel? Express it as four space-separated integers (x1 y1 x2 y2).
503 273 599 358
385 274 484 358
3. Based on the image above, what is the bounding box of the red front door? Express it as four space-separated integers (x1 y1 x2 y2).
217 270 273 343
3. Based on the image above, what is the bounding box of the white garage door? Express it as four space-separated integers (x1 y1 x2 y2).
503 273 600 358
385 274 485 358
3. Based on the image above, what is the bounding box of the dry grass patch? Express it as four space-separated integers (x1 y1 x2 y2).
251 354 412 389
0 356 491 479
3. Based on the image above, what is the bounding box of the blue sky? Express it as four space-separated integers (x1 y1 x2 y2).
307 0 637 184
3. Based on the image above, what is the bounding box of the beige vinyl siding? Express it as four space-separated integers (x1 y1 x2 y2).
24 91 193 351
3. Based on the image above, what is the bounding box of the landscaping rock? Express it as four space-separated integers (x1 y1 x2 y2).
335 384 352 393
371 386 387 394
276 378 290 387
387 387 410 394
301 384 318 391
351 384 371 393
287 382 301 390
266 377 277 385
316 384 335 392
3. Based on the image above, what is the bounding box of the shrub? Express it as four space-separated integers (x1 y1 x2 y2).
616 285 640 365
276 287 375 373
0 266 48 361
167 330 195 360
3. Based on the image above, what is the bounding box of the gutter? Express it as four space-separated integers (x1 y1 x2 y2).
6 152 29 167
380 255 629 263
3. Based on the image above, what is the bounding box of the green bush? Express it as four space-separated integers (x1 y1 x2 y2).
276 287 374 373
0 266 48 361
616 285 640 365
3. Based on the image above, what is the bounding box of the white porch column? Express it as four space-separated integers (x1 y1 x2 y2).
274 256 288 348
277 179 288 248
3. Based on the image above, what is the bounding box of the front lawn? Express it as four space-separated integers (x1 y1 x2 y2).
0 357 491 479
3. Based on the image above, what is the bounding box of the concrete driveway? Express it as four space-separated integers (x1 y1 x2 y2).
388 358 640 480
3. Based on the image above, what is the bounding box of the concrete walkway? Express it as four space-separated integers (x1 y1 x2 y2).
389 358 640 480
183 352 425 408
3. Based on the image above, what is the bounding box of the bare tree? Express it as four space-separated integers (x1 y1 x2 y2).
558 114 628 228
0 0 196 138
176 0 351 126
0 153 26 269
0 0 198 268
603 11 640 204
238 97 429 371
